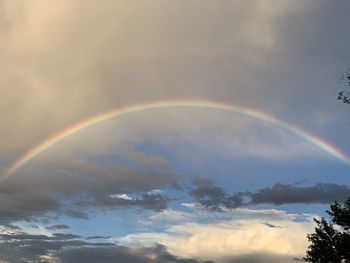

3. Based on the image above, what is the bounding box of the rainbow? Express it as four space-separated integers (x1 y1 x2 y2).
2 100 349 182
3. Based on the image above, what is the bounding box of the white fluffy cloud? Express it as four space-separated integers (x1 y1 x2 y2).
120 208 315 262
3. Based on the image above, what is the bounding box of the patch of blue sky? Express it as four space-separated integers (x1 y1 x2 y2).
127 138 350 191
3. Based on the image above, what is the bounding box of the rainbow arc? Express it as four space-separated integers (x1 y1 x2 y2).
2 100 349 182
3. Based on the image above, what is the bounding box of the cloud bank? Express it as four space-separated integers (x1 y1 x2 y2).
190 180 350 211
0 231 208 263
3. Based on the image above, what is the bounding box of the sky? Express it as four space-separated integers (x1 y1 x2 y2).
0 1 350 262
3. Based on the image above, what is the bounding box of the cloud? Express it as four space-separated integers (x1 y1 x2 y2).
46 224 70 231
189 181 350 211
1 1 350 261
145 209 194 225
0 230 303 262
124 150 171 170
56 244 206 263
190 180 242 211
86 235 111 240
120 214 314 262
0 232 87 262
222 253 303 263
181 205 301 222
262 222 281 229
0 0 323 160
0 231 207 263
0 207 311 262
0 157 178 223
111 193 133 200
249 183 350 205
96 192 171 212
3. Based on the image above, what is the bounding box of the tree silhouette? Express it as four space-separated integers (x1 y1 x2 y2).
304 198 350 262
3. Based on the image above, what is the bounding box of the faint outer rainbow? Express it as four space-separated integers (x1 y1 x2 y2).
2 100 349 181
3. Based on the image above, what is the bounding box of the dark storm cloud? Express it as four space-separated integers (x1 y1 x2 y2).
190 180 242 211
0 232 110 263
190 181 350 211
0 232 209 263
0 159 178 224
0 185 63 223
249 183 350 205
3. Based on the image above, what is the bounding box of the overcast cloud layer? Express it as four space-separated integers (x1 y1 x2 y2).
1 0 350 159
1 1 350 262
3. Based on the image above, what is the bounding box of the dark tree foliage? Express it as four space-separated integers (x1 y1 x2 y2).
304 198 350 262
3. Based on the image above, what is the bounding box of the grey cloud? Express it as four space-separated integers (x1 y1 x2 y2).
52 233 81 240
189 180 243 211
57 244 205 263
95 193 171 212
0 0 324 159
0 233 299 263
249 183 350 205
190 182 350 211
262 222 281 229
46 224 70 230
0 158 178 223
0 232 110 263
124 150 171 169
223 253 303 263
6 223 290 263
86 235 111 240
0 224 21 231
0 233 80 241
53 244 304 263
0 232 209 263
1 0 348 224
0 185 63 223
62 209 89 220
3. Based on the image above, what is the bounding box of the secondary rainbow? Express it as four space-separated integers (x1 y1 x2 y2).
2 100 349 182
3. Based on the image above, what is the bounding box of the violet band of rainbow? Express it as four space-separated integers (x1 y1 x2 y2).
2 100 349 182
